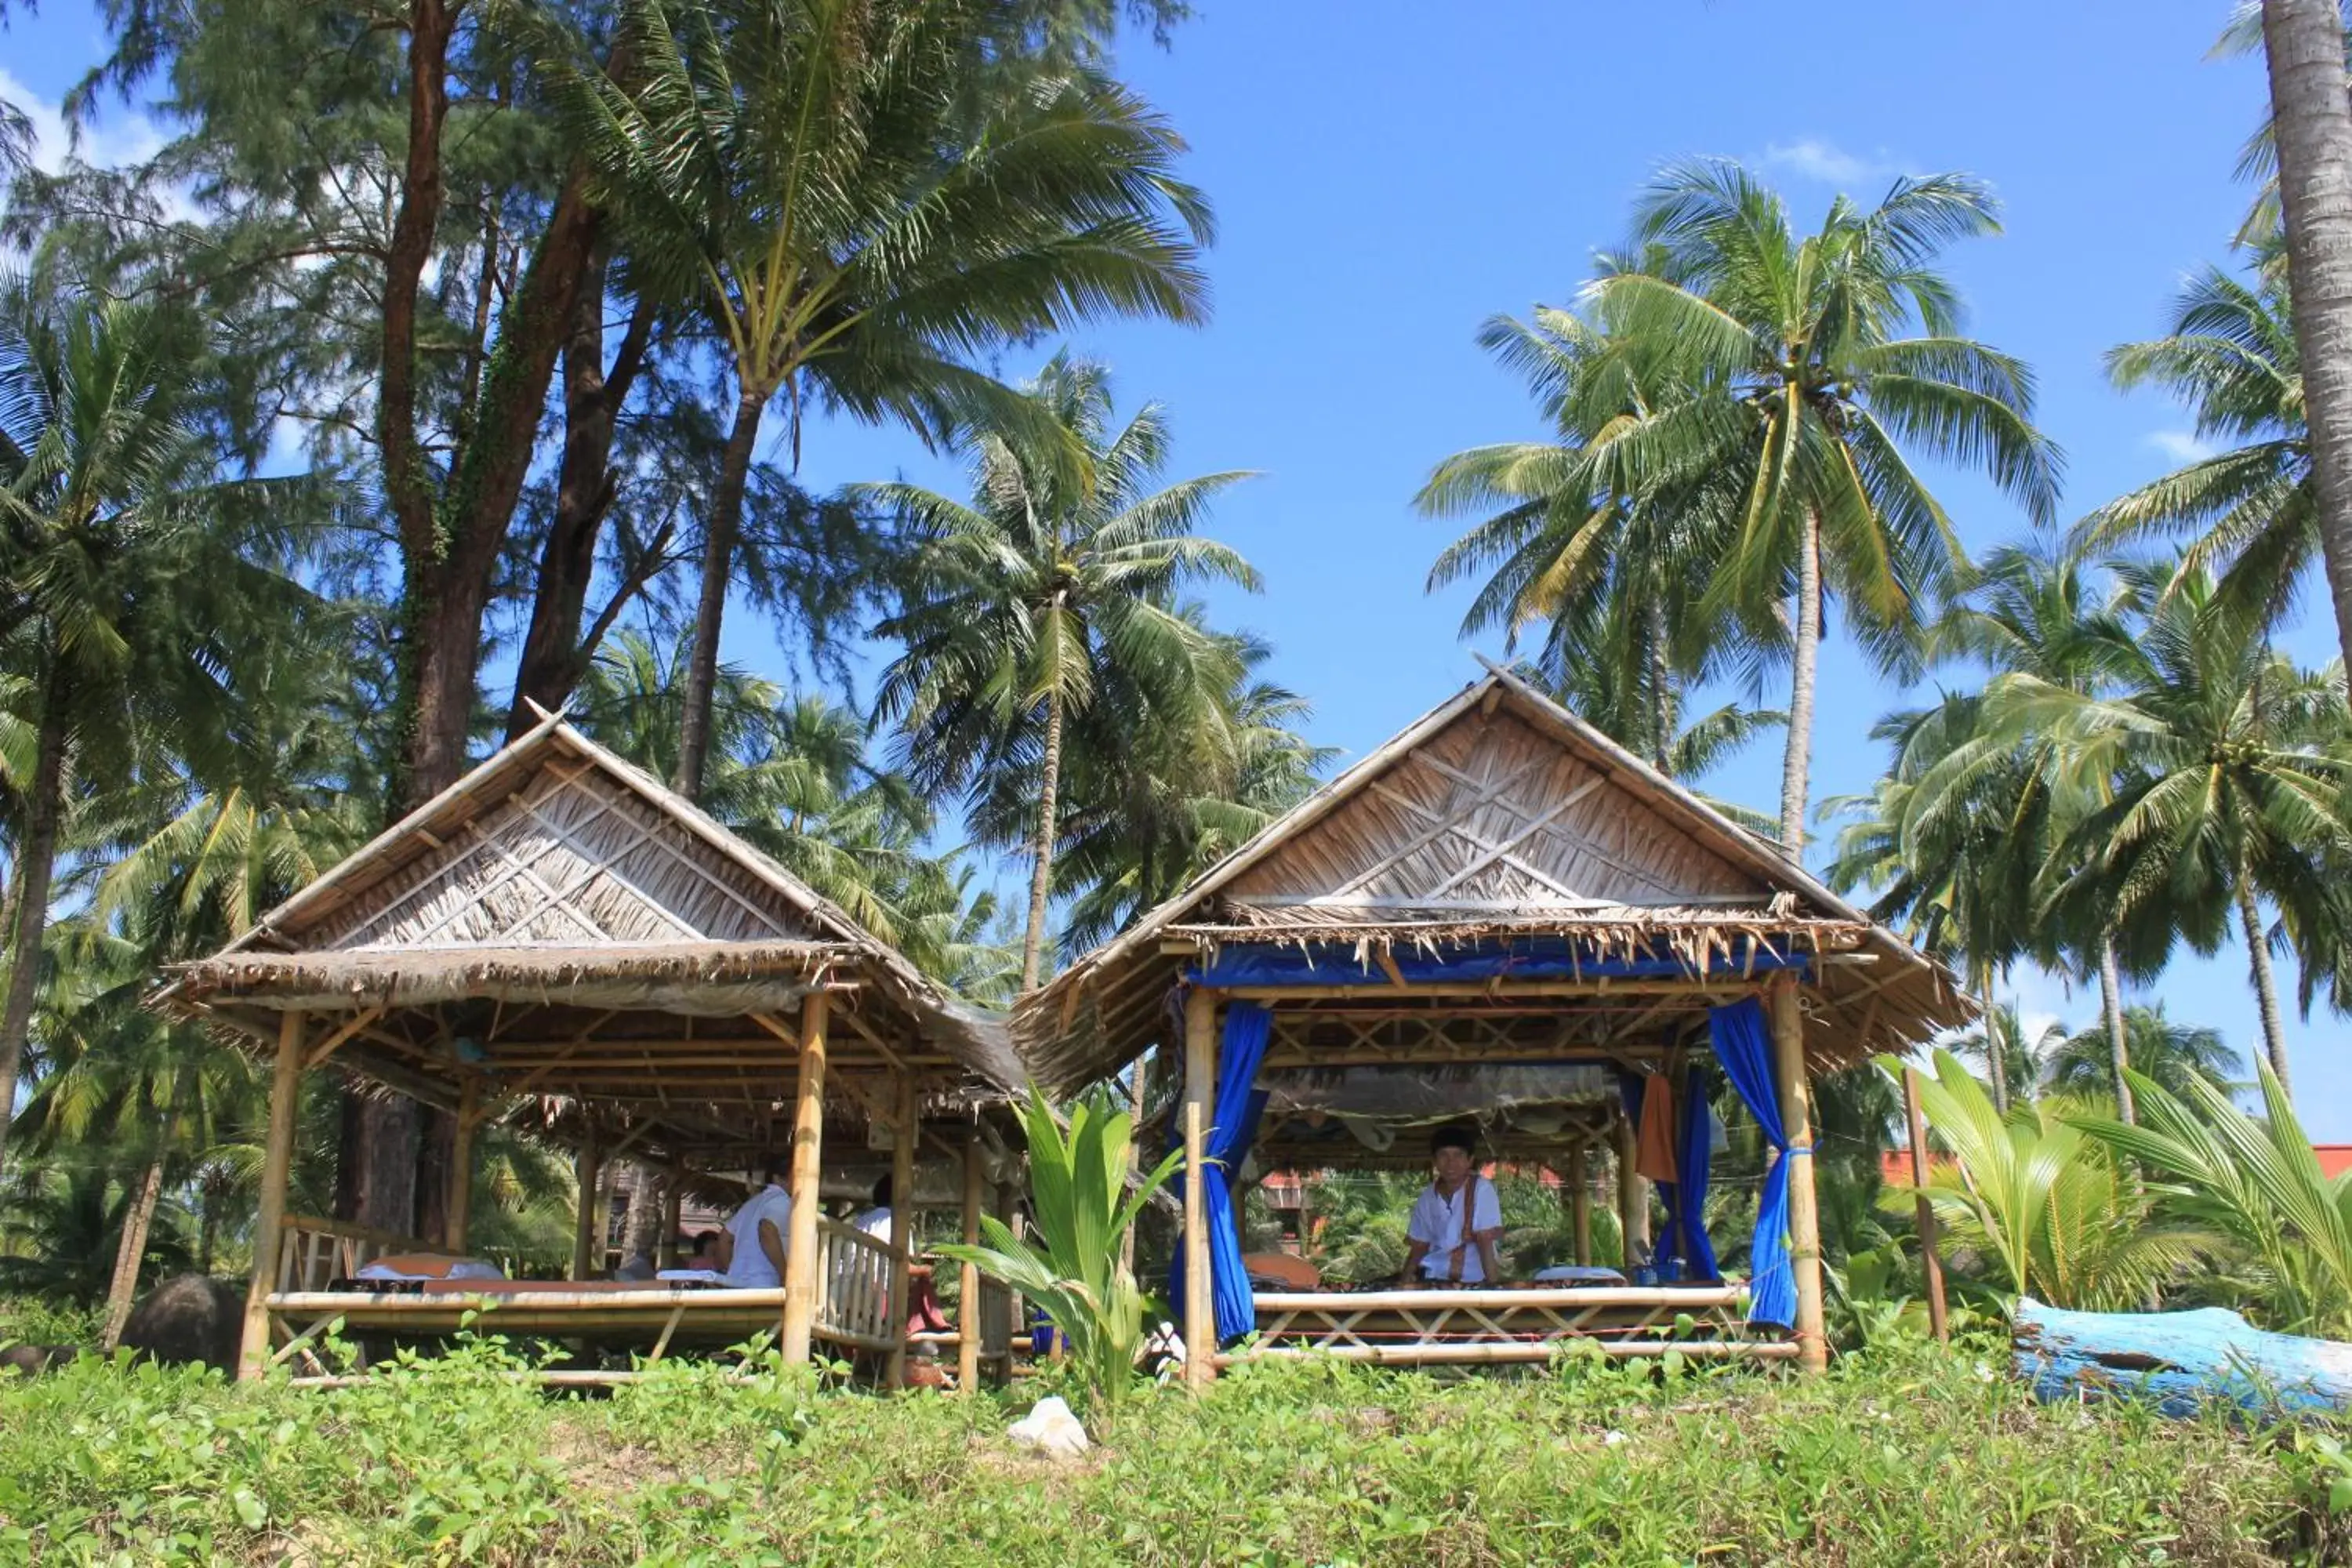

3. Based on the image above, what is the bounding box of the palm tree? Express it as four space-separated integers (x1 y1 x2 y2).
1947 1002 2063 1109
566 0 1213 801
2083 260 2315 627
0 281 289 1175
2255 0 2352 679
2042 1004 2245 1102
1591 160 2063 855
872 354 1259 991
1991 558 2352 1098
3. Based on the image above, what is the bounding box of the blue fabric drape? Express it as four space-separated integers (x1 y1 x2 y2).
1166 1000 1274 1347
1667 1069 1720 1280
1188 936 1809 989
1709 997 1795 1328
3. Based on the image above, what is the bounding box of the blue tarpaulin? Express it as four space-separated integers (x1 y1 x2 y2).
1710 996 1795 1328
1185 935 1810 989
1167 1000 1273 1347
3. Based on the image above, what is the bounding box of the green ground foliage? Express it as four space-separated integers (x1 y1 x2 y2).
0 1330 2339 1566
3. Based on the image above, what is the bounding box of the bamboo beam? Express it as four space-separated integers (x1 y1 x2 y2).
1231 1340 1799 1367
1181 985 1216 1388
1904 1065 1949 1343
446 1077 479 1252
1770 973 1828 1374
886 1072 917 1389
240 1010 307 1381
571 1121 602 1281
1566 1144 1592 1266
779 991 829 1366
957 1131 983 1393
1220 979 1760 1003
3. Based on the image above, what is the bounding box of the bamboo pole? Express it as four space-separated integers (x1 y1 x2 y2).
240 1010 307 1381
1769 973 1828 1374
1904 1065 1949 1343
1181 985 1217 1388
1566 1145 1592 1267
571 1120 603 1281
886 1072 917 1389
1613 1112 1648 1269
446 1079 479 1253
656 1183 683 1270
779 991 829 1366
993 1178 1020 1377
1234 1339 1799 1368
957 1129 983 1393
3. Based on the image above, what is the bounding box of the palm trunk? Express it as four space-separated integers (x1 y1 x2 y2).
2236 880 2295 1095
619 1162 666 1265
2098 936 2136 1125
102 1154 166 1350
1646 596 1674 773
0 685 67 1176
1777 510 1822 857
1019 677 1067 993
675 383 768 802
2262 0 2352 677
1973 960 2009 1113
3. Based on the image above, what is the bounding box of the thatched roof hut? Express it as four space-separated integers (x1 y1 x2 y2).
1016 664 1970 1096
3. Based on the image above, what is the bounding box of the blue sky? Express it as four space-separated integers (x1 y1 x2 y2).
8 0 2347 1134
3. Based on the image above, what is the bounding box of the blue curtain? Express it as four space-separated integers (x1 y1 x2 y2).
1166 1000 1274 1347
1657 1069 1719 1281
1709 997 1796 1328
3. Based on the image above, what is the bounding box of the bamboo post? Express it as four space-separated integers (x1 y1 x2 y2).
1566 1143 1592 1267
886 1072 917 1389
239 1010 307 1381
1769 973 1828 1374
445 1079 479 1253
956 1129 983 1393
571 1120 602 1281
1613 1112 1649 1269
1904 1065 1950 1343
779 990 829 1366
656 1182 684 1270
1181 985 1217 1388
993 1178 1020 1377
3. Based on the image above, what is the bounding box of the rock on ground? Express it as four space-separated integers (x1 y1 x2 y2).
118 1275 243 1373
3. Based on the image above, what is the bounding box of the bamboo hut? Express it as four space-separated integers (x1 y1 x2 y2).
165 710 1021 1388
1014 666 1973 1379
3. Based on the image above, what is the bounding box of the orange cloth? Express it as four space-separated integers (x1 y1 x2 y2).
1634 1073 1679 1184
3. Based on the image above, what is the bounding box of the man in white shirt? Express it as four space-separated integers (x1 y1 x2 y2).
713 1153 794 1288
851 1175 893 1246
1402 1125 1504 1286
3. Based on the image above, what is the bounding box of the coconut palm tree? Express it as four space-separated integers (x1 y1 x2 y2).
2042 1004 2244 1102
1589 160 2063 855
0 281 295 1175
871 354 1259 990
564 0 1213 801
2082 260 2315 627
2253 0 2352 680
1990 558 2352 1098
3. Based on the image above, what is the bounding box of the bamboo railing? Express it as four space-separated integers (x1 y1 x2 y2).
275 1215 451 1291
814 1218 895 1351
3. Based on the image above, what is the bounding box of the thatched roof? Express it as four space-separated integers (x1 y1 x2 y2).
165 711 1024 1167
1015 666 1971 1091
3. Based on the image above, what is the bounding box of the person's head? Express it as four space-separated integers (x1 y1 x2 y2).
761 1150 791 1187
870 1174 892 1210
1429 1124 1477 1186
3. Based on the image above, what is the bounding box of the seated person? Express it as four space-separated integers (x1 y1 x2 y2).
851 1175 893 1246
1401 1124 1504 1286
683 1230 724 1271
712 1153 794 1288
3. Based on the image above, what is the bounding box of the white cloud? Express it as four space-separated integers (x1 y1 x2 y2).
1762 138 1911 190
2144 430 2220 464
0 67 167 176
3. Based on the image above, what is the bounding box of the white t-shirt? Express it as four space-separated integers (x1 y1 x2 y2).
1407 1176 1504 1283
724 1184 794 1287
852 1205 893 1246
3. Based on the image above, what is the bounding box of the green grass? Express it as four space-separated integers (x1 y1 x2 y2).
0 1330 2334 1566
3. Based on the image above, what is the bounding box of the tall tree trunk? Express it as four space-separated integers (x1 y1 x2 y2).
1973 959 2009 1113
1019 674 1068 993
675 383 769 801
2236 880 2295 1095
506 276 659 741
1645 595 1674 772
0 685 67 1176
101 1154 166 1350
2263 0 2352 676
2098 935 2136 1125
1777 510 1822 858
620 1163 666 1265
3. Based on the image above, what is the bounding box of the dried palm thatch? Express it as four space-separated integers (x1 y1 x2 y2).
1014 665 1971 1093
161 710 1024 1171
